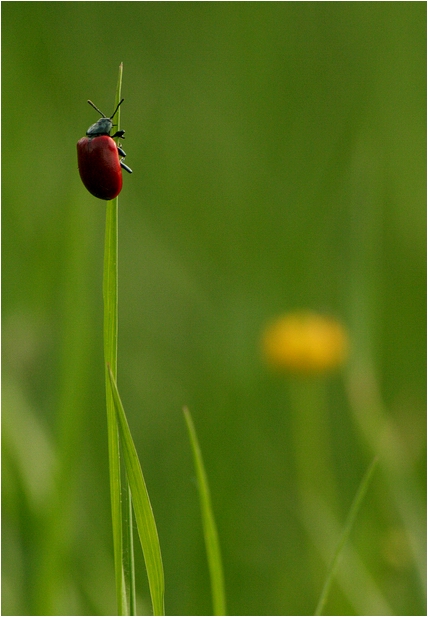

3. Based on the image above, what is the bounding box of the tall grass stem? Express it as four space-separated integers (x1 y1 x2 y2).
103 62 135 615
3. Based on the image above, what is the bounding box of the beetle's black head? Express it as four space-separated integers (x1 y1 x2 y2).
86 117 113 137
85 98 125 138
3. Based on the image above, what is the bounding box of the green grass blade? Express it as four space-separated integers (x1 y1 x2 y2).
124 482 137 615
108 366 165 616
104 191 127 615
114 62 136 616
103 62 136 616
183 407 226 616
314 456 379 616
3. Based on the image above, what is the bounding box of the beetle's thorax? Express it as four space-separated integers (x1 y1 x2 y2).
86 117 113 137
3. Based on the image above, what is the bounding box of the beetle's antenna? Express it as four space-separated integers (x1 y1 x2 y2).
87 100 106 118
110 98 125 120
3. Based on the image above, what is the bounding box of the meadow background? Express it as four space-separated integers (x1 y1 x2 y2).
2 3 426 615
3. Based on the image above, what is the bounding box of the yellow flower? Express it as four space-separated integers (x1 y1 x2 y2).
261 311 349 375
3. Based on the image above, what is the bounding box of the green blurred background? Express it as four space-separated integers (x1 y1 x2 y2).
2 3 426 615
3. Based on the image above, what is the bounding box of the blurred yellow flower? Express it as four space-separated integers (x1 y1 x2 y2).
261 311 349 374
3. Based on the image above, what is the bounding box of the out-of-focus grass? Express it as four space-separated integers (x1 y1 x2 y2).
184 408 226 616
2 3 425 615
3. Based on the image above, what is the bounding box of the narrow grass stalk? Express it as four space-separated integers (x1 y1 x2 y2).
183 407 226 616
108 366 165 616
124 482 137 615
314 456 378 616
103 62 135 615
289 379 338 516
104 190 126 615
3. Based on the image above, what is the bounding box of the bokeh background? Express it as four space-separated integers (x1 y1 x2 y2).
2 3 426 616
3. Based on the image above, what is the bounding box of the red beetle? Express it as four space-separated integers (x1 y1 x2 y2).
77 98 132 200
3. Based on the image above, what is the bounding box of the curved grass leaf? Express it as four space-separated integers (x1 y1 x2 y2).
108 365 165 616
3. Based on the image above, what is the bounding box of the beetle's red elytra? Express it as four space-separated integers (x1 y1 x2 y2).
77 99 132 200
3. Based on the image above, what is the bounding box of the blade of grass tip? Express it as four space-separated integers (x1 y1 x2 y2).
314 456 379 616
108 365 165 616
183 407 226 616
103 61 130 616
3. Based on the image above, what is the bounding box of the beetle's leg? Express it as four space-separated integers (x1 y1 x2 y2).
120 161 133 174
116 142 132 172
